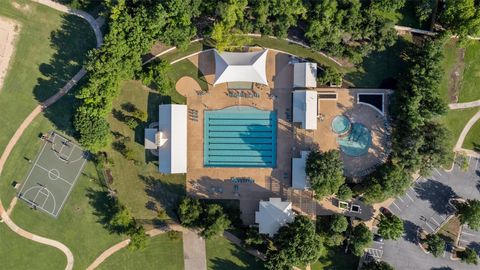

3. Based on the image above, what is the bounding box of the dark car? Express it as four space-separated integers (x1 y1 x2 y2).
380 207 392 216
373 234 384 243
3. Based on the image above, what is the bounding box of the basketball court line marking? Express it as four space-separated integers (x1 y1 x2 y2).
19 185 57 215
18 142 48 195
34 164 73 186
53 157 87 218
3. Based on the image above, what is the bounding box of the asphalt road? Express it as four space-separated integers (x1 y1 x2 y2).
376 157 480 270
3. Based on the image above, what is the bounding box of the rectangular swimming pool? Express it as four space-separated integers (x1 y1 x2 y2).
204 106 277 167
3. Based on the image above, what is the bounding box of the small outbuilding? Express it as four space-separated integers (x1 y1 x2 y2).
293 62 317 88
213 49 268 86
292 151 310 190
293 90 318 130
255 198 295 237
144 104 187 174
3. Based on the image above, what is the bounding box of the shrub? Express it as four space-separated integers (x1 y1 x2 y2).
424 234 445 257
458 247 478 265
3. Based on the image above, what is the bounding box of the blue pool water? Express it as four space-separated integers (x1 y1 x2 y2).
332 115 351 134
204 106 277 167
337 123 372 157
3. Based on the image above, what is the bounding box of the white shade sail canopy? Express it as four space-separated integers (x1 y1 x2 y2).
293 62 317 88
213 49 268 86
158 104 187 174
255 198 295 237
293 90 318 130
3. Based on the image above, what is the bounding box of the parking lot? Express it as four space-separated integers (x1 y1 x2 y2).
374 156 480 270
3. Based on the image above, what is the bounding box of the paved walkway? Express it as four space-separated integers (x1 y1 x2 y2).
32 0 103 47
85 239 131 270
454 110 480 152
183 229 207 270
449 100 480 110
0 2 103 270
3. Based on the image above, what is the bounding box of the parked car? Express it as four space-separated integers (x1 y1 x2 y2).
373 234 384 243
379 207 391 216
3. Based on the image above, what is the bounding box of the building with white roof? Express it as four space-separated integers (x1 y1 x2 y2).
292 151 310 190
144 104 187 174
293 62 317 88
293 90 318 130
255 198 295 236
213 49 268 86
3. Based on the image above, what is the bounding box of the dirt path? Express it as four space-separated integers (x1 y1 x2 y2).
448 48 465 103
0 16 21 92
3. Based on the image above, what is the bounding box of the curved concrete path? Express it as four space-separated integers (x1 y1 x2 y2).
0 2 103 270
454 110 480 154
32 0 103 47
449 100 480 110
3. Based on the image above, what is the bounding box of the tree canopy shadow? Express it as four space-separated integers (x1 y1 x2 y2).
403 220 421 244
209 248 265 270
33 14 96 136
413 179 458 215
85 187 122 234
139 174 186 221
467 241 480 253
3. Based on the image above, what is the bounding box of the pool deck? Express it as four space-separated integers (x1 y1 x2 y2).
175 48 391 224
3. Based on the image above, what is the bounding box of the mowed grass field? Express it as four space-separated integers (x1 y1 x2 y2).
206 236 266 270
0 1 121 269
97 233 184 270
105 80 186 222
0 0 95 153
463 120 480 151
458 41 480 102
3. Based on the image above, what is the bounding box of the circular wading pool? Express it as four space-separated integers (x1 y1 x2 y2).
337 123 372 157
331 115 351 135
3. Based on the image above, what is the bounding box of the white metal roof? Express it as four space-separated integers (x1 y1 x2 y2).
292 151 310 190
144 128 157 150
293 62 317 88
158 104 187 174
293 90 318 130
255 198 295 237
213 49 268 86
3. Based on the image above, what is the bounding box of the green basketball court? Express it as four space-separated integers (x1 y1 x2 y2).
18 132 88 217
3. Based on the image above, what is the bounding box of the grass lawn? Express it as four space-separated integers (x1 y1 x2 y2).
438 216 461 244
206 236 265 270
97 233 184 270
458 41 480 102
166 60 208 95
0 224 66 270
0 0 95 154
105 80 186 222
345 36 411 88
463 118 480 151
439 39 461 103
439 108 479 166
310 246 359 270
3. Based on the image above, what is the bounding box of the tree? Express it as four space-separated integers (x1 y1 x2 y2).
244 227 264 247
458 247 478 265
209 0 250 51
265 216 323 270
201 204 231 239
424 234 445 257
457 199 480 230
128 225 148 250
317 66 343 86
178 197 202 227
350 223 373 256
363 163 412 204
440 0 480 39
362 260 395 270
337 184 353 201
415 0 435 22
110 204 134 231
378 214 404 240
160 0 201 49
330 214 348 234
306 150 345 199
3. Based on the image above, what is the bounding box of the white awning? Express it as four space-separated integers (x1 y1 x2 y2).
144 128 157 150
293 62 317 88
158 104 187 174
292 151 310 190
214 49 268 86
255 198 295 237
293 90 318 130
